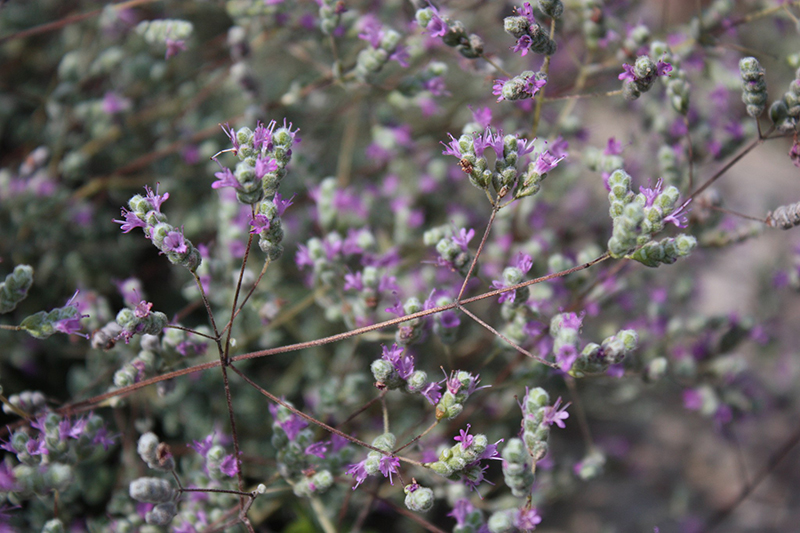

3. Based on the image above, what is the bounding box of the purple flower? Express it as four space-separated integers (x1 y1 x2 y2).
255 156 278 180
25 435 48 456
664 198 692 228
492 78 508 102
533 150 564 175
512 34 533 57
92 426 117 450
516 508 543 530
425 7 449 37
682 389 703 411
470 106 492 128
441 133 462 157
134 300 153 319
221 123 240 154
143 184 169 213
102 92 131 114
253 120 276 151
379 455 400 485
211 167 241 189
556 345 578 372
113 209 147 233
618 63 636 81
343 272 363 291
162 229 189 254
346 460 369 489
295 244 313 269
656 60 673 77
542 397 571 428
357 16 383 48
518 2 536 25
190 433 215 457
220 454 238 477
604 137 623 156
451 228 475 252
448 499 474 527
249 213 270 234
639 178 664 208
420 381 442 405
305 441 329 459
454 425 474 450
165 38 186 59
273 192 295 216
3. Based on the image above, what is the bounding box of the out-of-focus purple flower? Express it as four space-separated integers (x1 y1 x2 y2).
664 198 692 228
420 381 442 405
250 214 271 234
220 454 238 477
305 441 329 459
451 228 475 251
165 38 187 59
604 137 623 156
516 508 543 530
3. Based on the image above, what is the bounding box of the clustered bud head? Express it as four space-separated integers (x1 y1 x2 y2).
739 56 767 118
415 7 484 59
501 438 535 497
768 67 800 132
605 169 696 267
0 264 33 314
404 483 435 512
137 432 175 471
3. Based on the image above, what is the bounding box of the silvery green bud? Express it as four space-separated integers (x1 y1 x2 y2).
130 477 176 503
503 16 530 39
739 56 767 117
146 502 178 526
538 0 564 18
372 432 396 452
643 357 668 382
524 387 550 413
42 519 65 533
404 484 434 512
0 264 34 314
487 509 516 533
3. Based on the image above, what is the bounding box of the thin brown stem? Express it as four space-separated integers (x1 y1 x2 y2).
393 421 439 454
457 304 559 368
457 204 499 302
49 253 610 418
227 364 425 468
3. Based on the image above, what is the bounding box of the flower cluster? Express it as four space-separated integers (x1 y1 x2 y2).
434 370 486 421
135 19 192 59
415 6 484 59
769 67 800 132
503 3 557 57
520 387 568 462
427 425 501 494
619 55 672 101
606 169 697 266
346 433 400 489
19 290 88 339
114 185 202 271
354 16 409 82
370 344 441 403
739 56 767 118
501 438 535 498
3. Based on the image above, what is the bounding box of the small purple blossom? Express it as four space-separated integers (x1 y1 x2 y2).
305 441 329 459
379 455 400 484
639 178 664 208
512 34 533 57
273 192 295 216
604 137 623 156
346 460 369 489
250 214 271 234
220 454 238 477
556 345 578 372
664 198 692 228
451 228 475 252
518 1 536 25
113 209 147 233
255 156 278 179
516 508 543 530
618 63 636 82
165 38 187 59
454 424 474 450
533 150 564 175
162 229 189 254
420 381 443 405
542 397 571 428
